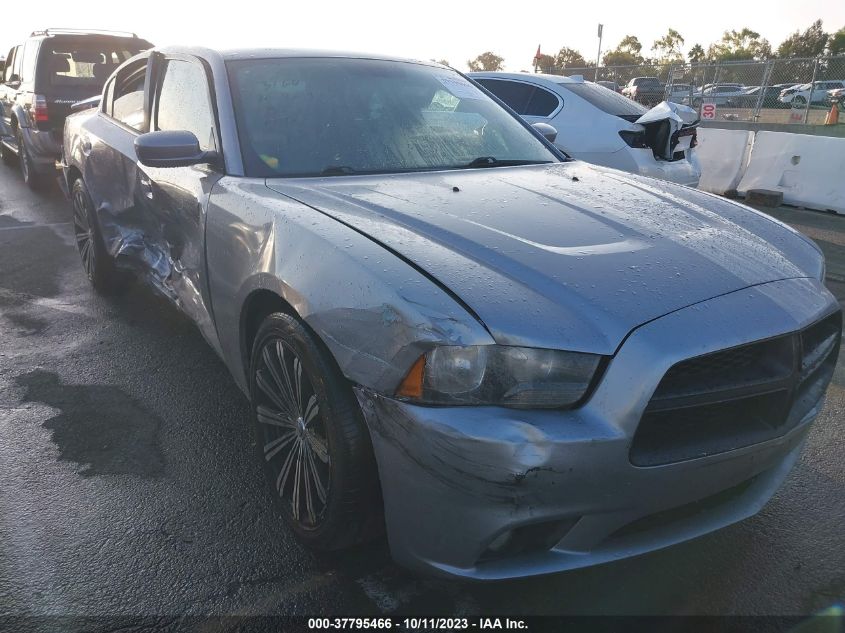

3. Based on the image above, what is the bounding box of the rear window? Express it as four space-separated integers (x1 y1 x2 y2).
634 78 660 87
556 82 647 117
39 37 151 88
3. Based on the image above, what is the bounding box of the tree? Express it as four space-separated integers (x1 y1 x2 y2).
653 28 685 63
688 43 706 63
467 52 504 72
830 27 845 55
707 28 772 61
534 53 558 73
432 59 450 67
602 35 645 66
555 47 588 70
777 20 828 58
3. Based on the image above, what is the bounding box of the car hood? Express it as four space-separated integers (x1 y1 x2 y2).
266 162 822 355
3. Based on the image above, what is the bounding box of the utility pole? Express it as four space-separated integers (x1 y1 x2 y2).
595 24 603 81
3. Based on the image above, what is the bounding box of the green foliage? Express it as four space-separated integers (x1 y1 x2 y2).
602 35 645 66
688 44 706 63
555 47 588 69
707 28 772 61
830 28 845 56
467 52 504 72
534 53 559 73
653 28 686 63
777 20 829 58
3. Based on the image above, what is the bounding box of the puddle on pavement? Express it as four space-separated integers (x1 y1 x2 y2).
14 370 165 477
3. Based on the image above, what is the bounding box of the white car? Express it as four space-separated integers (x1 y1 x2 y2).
470 72 701 187
779 80 845 106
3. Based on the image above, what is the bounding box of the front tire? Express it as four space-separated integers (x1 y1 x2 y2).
71 178 121 294
249 312 381 550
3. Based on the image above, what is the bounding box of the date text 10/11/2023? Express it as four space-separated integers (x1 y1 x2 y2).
307 618 529 630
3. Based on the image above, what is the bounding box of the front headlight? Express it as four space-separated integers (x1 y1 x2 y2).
396 345 603 409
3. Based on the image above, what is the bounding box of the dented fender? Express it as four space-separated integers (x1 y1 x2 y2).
204 178 493 394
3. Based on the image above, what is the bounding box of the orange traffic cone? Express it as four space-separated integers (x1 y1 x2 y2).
825 102 840 125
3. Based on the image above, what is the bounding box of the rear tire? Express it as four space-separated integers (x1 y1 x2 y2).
249 312 382 550
71 178 122 295
17 129 44 191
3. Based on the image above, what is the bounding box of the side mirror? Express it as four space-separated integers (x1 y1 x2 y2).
134 130 216 168
6 73 20 85
532 122 558 144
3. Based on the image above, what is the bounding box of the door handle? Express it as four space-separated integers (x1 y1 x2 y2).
139 175 154 200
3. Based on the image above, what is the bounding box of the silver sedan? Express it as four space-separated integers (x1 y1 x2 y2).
62 47 841 580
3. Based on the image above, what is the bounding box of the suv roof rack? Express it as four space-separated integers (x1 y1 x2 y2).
30 28 138 38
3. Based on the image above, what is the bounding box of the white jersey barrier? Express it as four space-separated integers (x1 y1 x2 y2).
737 131 845 215
694 128 754 195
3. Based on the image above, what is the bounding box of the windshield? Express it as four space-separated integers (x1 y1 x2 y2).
227 58 558 178
556 81 647 117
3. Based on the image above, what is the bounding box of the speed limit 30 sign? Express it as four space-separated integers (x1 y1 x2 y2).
701 103 717 119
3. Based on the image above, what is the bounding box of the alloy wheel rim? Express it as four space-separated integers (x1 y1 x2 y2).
72 189 96 278
255 338 331 528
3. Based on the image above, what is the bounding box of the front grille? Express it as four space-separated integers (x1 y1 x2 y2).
630 311 841 467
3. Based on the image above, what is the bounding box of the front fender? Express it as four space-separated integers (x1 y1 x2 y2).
205 178 493 394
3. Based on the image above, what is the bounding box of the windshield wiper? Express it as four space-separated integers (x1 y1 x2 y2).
462 157 552 169
320 165 359 176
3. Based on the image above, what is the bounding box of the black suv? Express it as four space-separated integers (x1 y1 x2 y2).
1 29 152 189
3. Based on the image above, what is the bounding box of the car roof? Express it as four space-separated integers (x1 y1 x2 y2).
158 46 442 67
467 71 586 85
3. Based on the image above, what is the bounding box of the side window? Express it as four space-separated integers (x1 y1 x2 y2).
524 86 559 116
154 59 216 151
19 41 39 83
111 69 147 131
4 47 17 82
477 79 534 115
7 46 22 82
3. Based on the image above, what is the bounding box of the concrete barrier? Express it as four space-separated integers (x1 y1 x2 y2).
737 131 845 214
695 128 754 195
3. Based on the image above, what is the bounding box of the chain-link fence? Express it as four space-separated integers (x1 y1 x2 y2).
538 56 845 125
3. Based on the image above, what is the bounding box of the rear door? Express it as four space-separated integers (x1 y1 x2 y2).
75 56 156 271
138 53 223 349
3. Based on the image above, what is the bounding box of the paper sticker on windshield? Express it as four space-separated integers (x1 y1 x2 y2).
437 76 484 100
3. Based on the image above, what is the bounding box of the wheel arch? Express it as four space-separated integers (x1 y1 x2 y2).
240 288 299 379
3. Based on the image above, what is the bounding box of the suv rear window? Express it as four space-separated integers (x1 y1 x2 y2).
556 82 647 118
633 78 660 87
38 37 151 88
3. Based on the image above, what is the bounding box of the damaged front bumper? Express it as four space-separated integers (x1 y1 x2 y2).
354 278 839 580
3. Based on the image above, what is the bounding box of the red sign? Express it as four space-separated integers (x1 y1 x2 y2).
701 103 717 119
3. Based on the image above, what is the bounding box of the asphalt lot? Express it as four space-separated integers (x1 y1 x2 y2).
1 164 844 625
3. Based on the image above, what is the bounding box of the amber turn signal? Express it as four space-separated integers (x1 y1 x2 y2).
396 354 426 398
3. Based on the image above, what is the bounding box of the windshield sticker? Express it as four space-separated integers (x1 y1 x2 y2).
437 76 484 100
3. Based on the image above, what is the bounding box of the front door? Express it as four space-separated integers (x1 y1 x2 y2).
138 54 224 351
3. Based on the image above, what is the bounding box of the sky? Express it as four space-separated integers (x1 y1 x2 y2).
2 0 844 71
